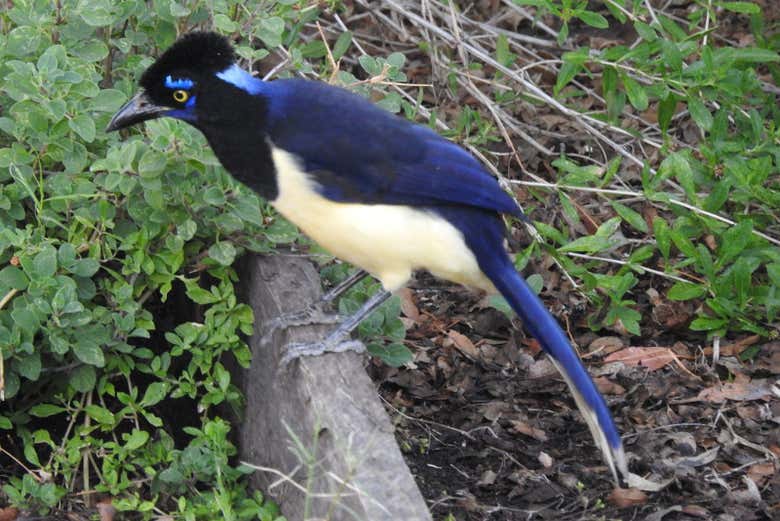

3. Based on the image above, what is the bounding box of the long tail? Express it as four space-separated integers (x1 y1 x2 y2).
441 207 628 483
485 255 628 483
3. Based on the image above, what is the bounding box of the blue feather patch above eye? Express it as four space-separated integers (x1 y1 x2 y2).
216 64 263 94
164 75 194 89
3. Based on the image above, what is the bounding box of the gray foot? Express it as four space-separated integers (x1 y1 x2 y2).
280 337 365 366
261 305 342 345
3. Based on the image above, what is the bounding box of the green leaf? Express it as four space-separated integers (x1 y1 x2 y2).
767 263 780 287
73 339 105 367
660 40 683 72
557 21 569 46
159 467 185 484
669 228 698 258
719 2 761 14
90 89 126 112
70 365 96 392
16 352 42 381
169 1 191 16
555 47 589 94
0 266 28 290
257 16 285 48
177 220 197 241
203 186 226 206
11 309 40 335
141 382 167 407
79 2 113 26
576 10 608 29
690 316 728 331
653 217 671 259
559 234 616 253
69 114 96 142
208 241 237 266
33 245 58 278
84 404 114 425
332 31 353 60
495 34 516 67
138 150 167 179
526 274 543 294
732 257 755 308
719 219 753 264
367 342 413 367
488 295 514 318
70 258 100 277
622 75 648 111
265 218 299 244
24 442 40 466
213 14 238 32
634 21 657 41
124 429 150 450
611 201 648 233
687 97 713 131
184 280 218 304
726 47 780 63
668 282 707 301
29 404 66 418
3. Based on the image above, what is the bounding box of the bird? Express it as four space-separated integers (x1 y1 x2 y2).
107 31 628 484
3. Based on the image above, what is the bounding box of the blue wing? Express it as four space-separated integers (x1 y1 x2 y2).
263 79 524 218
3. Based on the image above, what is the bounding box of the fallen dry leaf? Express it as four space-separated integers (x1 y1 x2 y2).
510 419 548 441
446 329 479 359
0 507 18 521
694 379 775 403
681 504 711 518
397 287 420 322
608 487 648 508
595 376 625 395
702 334 760 357
747 461 777 487
481 401 509 422
605 346 699 379
586 336 624 357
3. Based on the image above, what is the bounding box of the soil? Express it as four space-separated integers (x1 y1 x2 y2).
367 273 779 520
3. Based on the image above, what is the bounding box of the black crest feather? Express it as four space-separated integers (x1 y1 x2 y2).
140 32 236 89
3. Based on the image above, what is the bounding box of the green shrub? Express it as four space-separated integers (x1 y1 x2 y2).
516 0 780 339
0 1 320 517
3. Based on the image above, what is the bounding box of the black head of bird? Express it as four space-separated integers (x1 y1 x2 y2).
106 32 264 133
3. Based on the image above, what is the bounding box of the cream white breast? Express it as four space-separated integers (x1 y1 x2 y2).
269 146 493 292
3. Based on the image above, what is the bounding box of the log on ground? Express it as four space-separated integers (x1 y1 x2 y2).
234 254 432 521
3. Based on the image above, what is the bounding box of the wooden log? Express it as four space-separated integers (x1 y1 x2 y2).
234 254 432 521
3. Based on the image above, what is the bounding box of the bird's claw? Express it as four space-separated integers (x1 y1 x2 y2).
279 338 366 367
261 306 342 345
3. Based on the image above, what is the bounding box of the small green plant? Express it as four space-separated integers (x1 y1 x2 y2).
515 0 779 341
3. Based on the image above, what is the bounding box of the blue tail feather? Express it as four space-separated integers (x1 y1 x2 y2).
434 206 627 482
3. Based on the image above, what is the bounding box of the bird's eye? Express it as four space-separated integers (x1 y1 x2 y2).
172 89 189 103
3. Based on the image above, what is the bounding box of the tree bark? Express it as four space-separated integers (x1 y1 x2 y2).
234 254 432 521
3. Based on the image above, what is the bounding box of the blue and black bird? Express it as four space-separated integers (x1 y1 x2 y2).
107 31 628 483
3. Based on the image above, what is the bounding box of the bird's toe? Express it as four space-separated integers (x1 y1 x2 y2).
278 338 366 367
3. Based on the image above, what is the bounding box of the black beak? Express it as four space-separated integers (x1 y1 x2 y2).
106 91 168 132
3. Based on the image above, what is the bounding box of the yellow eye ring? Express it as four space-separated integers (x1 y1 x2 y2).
172 89 189 103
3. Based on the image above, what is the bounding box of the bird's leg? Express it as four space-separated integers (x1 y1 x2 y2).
280 288 392 366
261 269 369 344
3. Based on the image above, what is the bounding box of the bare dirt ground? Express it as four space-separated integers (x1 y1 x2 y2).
368 274 778 520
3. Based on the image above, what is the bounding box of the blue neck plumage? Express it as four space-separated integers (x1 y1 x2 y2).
216 64 265 95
